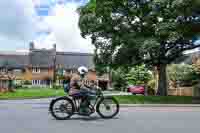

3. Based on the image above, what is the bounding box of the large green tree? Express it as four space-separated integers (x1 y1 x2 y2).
78 0 200 95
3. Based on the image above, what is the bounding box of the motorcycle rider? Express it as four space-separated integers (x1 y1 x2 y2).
69 66 94 115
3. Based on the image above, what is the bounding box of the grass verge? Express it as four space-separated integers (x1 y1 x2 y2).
0 88 65 100
0 89 193 104
114 95 193 104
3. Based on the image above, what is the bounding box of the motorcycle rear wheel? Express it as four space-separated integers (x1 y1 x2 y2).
49 97 75 120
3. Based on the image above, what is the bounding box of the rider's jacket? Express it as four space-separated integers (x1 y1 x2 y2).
69 73 96 95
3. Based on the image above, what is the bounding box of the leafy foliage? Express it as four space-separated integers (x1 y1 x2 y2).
192 55 200 75
167 64 198 86
111 68 127 91
111 65 153 91
78 0 200 95
147 79 156 95
125 64 152 85
23 80 32 85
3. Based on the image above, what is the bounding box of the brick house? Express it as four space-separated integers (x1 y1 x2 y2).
0 42 103 90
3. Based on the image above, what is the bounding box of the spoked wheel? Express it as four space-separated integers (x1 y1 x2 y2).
96 97 119 119
49 97 75 120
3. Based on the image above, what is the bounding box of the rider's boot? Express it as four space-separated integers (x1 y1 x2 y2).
79 100 91 116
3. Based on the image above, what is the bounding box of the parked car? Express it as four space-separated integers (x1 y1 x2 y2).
127 85 145 95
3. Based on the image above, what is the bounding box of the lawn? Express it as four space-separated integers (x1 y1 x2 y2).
115 95 193 104
0 88 193 104
0 88 65 100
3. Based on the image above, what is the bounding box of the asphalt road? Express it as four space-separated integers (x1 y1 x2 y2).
0 99 200 133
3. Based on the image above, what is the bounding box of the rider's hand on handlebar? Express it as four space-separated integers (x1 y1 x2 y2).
96 86 101 90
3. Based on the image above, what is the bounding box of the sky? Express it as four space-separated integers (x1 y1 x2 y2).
0 0 94 53
0 0 199 54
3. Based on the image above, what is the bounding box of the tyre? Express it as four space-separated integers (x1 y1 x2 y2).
96 97 119 119
49 97 75 120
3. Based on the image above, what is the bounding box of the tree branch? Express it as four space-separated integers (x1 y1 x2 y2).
167 42 200 63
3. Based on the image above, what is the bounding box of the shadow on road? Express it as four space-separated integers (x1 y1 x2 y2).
50 116 119 121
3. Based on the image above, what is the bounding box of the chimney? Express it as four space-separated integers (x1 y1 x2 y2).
29 41 35 51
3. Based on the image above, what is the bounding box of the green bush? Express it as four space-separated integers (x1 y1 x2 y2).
147 88 156 95
111 68 127 91
147 79 156 95
167 64 198 87
125 64 153 85
193 84 200 96
23 80 32 85
52 85 62 90
15 85 22 89
111 65 153 91
147 79 156 90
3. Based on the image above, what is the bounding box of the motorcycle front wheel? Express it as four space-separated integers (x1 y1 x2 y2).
96 97 119 119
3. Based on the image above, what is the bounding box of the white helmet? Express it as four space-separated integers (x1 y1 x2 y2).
78 66 88 75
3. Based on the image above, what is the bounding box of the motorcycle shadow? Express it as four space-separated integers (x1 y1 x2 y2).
52 116 119 121
72 116 119 121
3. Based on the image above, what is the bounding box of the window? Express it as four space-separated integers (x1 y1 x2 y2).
59 80 63 85
32 67 40 73
32 80 40 85
32 80 47 85
13 69 21 72
40 80 46 85
13 69 22 74
0 68 7 73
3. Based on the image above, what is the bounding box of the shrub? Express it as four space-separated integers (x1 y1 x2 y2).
193 83 200 96
147 88 156 95
147 79 156 89
52 85 62 90
167 64 198 87
23 80 32 85
125 64 153 85
111 68 127 91
111 65 153 91
15 85 22 89
147 79 156 95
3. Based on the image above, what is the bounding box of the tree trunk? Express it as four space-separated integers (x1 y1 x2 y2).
157 64 168 96
153 67 159 93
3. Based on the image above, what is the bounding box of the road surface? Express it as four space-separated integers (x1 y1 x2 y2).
0 98 200 133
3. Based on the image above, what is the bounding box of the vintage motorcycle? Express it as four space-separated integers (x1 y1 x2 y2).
49 86 119 120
